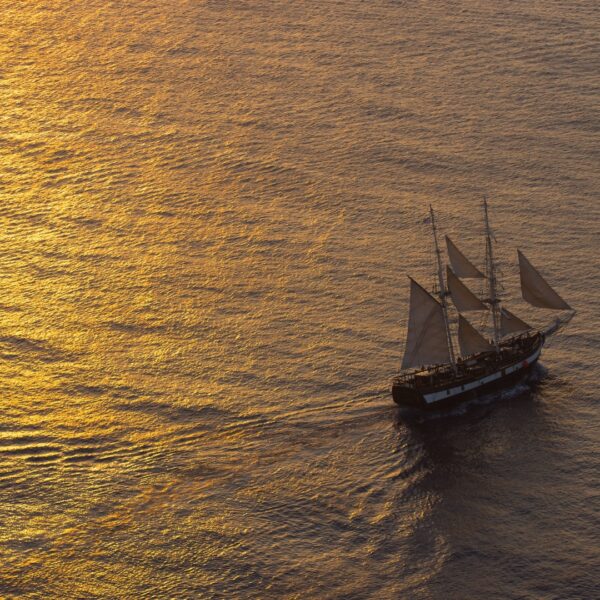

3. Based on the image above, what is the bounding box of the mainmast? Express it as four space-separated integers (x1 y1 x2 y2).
429 205 457 369
483 198 501 346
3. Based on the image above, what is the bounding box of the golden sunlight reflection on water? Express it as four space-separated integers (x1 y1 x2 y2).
0 1 598 598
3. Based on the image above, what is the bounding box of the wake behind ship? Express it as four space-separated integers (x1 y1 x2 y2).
392 200 574 409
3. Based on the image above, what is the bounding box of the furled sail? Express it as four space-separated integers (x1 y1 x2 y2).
445 236 485 278
500 307 531 337
458 314 494 356
518 250 571 310
402 278 451 369
446 266 487 311
542 311 575 337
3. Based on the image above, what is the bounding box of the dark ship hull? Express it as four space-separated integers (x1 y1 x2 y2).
392 332 543 409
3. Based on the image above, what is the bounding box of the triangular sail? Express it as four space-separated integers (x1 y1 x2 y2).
458 314 494 356
445 236 485 278
402 278 451 369
518 250 571 310
500 308 531 337
446 266 487 311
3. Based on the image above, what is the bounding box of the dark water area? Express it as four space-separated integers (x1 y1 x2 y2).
0 1 598 598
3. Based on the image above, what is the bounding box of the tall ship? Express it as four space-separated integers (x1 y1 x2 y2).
392 200 575 409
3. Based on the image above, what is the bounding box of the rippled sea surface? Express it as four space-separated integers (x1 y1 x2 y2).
0 1 598 598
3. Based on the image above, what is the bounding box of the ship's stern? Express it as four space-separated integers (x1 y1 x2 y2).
391 382 425 407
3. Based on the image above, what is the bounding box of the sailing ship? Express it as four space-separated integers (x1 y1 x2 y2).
392 199 575 408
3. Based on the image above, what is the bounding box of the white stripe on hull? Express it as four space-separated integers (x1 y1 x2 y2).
423 345 542 405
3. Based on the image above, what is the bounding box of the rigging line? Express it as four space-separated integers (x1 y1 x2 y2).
483 197 501 347
429 205 457 370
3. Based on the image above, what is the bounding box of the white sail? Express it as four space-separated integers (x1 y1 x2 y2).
518 250 571 310
445 236 485 278
446 266 487 311
500 307 531 337
458 314 494 356
402 278 451 369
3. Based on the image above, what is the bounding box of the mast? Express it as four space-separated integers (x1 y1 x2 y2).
429 205 457 369
483 197 501 347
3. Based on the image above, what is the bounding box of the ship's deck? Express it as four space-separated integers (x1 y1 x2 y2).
393 331 542 394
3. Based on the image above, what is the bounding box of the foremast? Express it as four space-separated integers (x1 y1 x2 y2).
429 205 457 370
483 198 501 347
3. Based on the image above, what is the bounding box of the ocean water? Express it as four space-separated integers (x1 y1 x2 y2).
0 1 598 598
